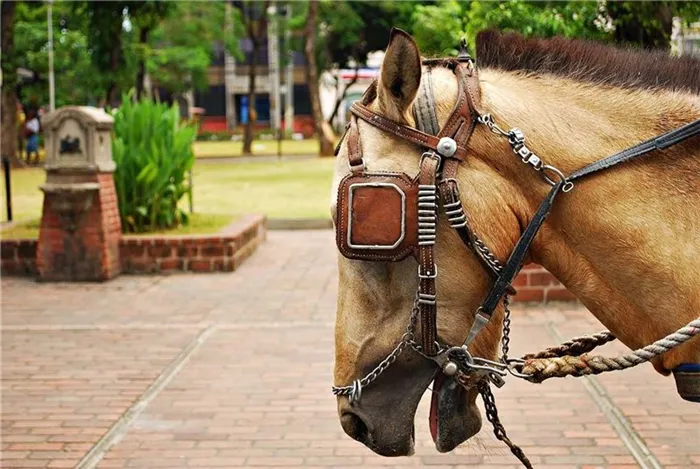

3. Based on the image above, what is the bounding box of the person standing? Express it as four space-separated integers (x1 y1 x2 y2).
17 103 26 162
24 108 40 165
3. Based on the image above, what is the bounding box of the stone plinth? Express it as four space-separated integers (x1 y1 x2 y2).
36 107 121 282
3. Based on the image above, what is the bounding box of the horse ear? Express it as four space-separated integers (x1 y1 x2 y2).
377 28 421 123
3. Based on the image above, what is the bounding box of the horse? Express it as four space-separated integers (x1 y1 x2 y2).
330 28 700 458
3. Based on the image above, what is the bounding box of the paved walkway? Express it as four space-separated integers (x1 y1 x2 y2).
1 231 698 469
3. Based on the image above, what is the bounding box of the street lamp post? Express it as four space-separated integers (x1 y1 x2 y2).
267 3 282 158
284 3 294 138
47 0 55 112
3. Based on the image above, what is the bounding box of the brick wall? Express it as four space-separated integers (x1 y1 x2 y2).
120 215 266 274
512 264 577 302
96 173 122 278
1 215 266 278
1 239 39 276
1 221 575 303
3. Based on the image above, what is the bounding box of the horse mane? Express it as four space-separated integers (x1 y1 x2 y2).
475 30 700 94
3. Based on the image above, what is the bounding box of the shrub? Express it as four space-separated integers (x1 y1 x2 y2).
112 95 196 233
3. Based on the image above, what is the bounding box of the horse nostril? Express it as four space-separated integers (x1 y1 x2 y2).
340 412 369 443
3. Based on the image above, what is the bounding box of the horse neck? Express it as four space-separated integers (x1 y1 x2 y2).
471 70 700 372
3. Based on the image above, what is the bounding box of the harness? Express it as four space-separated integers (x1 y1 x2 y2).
332 43 700 467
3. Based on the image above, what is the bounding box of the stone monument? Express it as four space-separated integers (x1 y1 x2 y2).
37 107 121 281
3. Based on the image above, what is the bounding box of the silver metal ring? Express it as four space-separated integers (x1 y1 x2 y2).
541 164 573 192
349 379 362 404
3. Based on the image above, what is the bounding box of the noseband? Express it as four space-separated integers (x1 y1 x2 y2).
332 44 700 467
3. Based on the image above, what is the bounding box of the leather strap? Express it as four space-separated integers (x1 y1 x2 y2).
412 70 441 356
434 64 507 283
468 116 700 339
417 154 440 355
480 182 563 317
346 116 364 172
569 118 700 182
350 103 469 161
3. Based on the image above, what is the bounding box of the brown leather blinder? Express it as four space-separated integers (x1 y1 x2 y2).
336 172 418 262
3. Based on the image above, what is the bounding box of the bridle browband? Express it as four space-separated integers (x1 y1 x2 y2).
332 44 700 467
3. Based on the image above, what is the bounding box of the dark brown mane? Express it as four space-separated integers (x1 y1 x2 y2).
476 30 700 94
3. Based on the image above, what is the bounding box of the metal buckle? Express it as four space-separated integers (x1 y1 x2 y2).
421 151 442 170
418 265 438 279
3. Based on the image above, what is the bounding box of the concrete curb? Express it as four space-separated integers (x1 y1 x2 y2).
267 218 333 230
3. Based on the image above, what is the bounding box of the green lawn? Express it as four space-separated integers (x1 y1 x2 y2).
0 158 335 239
11 139 320 161
0 213 235 239
189 159 334 218
193 139 320 158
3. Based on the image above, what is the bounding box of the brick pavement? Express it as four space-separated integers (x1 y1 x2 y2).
2 231 698 469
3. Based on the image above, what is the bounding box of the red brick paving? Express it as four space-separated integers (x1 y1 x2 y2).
2 231 698 468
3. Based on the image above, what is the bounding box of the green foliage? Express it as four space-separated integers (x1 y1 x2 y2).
411 0 700 56
605 1 700 49
291 0 415 70
411 1 466 56
11 1 244 107
83 2 140 101
146 2 244 94
14 2 102 107
412 1 607 56
112 94 197 233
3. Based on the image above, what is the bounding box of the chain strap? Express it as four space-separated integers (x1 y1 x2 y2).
332 293 422 403
478 382 534 469
473 234 504 274
477 114 573 192
501 294 512 362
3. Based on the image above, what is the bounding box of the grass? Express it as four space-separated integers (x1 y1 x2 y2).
0 218 41 239
193 139 320 158
188 158 334 218
0 158 335 239
0 166 44 222
0 213 235 240
12 139 320 161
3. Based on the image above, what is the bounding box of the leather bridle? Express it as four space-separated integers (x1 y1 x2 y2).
332 44 700 463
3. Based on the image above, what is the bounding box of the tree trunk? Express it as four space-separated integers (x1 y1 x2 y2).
243 39 258 155
136 26 151 100
241 1 269 155
1 1 20 166
105 28 122 105
327 64 359 128
304 0 334 156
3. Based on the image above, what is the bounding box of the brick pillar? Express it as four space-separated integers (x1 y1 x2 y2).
37 106 121 282
37 173 121 281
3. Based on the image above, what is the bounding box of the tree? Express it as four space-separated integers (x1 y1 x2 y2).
411 1 607 56
130 2 173 99
304 0 334 156
84 2 133 105
605 1 700 49
146 2 242 98
1 1 19 165
14 2 102 108
409 1 700 56
314 1 414 126
234 1 270 155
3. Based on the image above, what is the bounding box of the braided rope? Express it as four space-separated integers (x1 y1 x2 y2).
518 318 700 383
520 330 616 360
